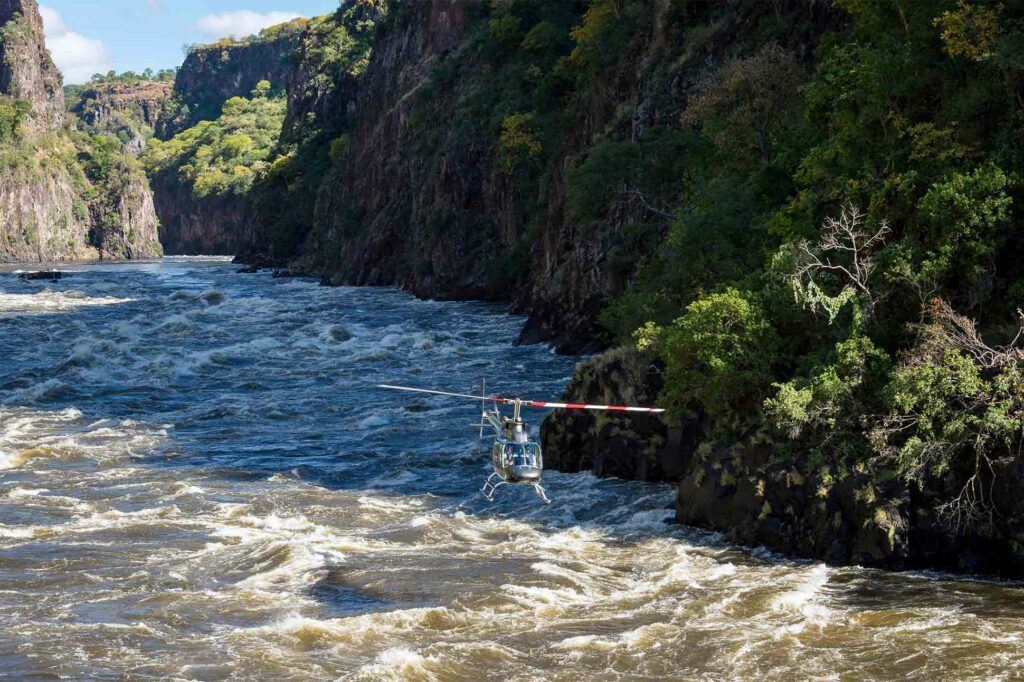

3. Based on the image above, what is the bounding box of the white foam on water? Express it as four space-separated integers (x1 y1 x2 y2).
6 486 47 498
156 314 196 333
0 291 134 315
356 647 435 681
555 622 678 655
0 523 38 538
5 379 68 404
772 563 832 627
0 445 74 470
190 337 284 370
357 495 424 512
170 482 206 497
359 414 390 429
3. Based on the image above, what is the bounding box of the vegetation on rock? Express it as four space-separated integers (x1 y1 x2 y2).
143 82 285 199
606 0 1024 546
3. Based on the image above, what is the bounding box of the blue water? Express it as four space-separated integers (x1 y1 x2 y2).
0 258 1021 681
2 258 571 489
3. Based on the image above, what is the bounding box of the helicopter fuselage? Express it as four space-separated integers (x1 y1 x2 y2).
490 438 543 484
378 380 662 505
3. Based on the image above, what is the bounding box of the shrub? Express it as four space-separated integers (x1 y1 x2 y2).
496 113 541 172
0 98 32 144
918 164 1011 307
655 288 778 418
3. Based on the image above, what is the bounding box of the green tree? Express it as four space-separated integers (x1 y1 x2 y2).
683 44 807 164
654 288 778 419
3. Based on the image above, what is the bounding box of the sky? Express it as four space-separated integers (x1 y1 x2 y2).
39 1 341 84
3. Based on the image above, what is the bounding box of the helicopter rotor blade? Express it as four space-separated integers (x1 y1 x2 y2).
377 384 664 413
377 384 512 403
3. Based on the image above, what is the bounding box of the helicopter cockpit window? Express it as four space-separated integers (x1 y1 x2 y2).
500 443 536 467
500 443 541 467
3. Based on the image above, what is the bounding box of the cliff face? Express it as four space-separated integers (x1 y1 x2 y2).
302 1 514 300
236 3 382 264
0 0 161 263
156 31 301 140
0 0 61 132
92 170 162 259
147 27 304 255
152 180 241 256
0 156 94 262
71 80 172 135
295 1 829 351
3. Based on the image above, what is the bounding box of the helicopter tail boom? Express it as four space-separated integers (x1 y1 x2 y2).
521 400 664 413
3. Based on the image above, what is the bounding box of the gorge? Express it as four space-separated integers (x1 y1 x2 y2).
5 0 1024 581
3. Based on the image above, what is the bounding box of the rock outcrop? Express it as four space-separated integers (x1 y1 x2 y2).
300 0 513 302
0 0 161 262
0 0 61 132
541 349 1024 577
93 172 162 259
71 80 172 135
152 183 242 256
156 26 303 140
0 153 94 262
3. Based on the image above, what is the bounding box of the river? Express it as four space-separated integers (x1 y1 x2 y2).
0 257 1021 680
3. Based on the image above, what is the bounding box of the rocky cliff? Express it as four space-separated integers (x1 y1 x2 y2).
146 22 310 255
152 182 242 256
70 79 172 147
0 0 61 132
156 24 304 140
300 0 520 301
293 0 830 351
0 148 93 262
237 2 381 263
0 0 161 262
541 348 1024 577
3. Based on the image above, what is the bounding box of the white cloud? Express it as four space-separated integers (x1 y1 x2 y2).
39 6 112 84
195 10 303 41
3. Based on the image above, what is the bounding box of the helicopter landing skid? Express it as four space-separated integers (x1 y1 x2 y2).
480 473 552 504
481 473 506 502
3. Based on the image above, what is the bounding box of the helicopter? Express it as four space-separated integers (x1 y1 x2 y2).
378 381 664 504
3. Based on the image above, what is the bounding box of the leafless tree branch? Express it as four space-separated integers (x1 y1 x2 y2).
616 186 678 221
788 204 891 319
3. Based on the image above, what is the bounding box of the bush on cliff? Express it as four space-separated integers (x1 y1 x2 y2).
642 288 778 421
0 97 31 144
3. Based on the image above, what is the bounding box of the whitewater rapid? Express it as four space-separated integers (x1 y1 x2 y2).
0 258 1021 681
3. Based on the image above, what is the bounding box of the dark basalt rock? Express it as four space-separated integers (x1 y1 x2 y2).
543 345 1024 578
19 271 65 281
